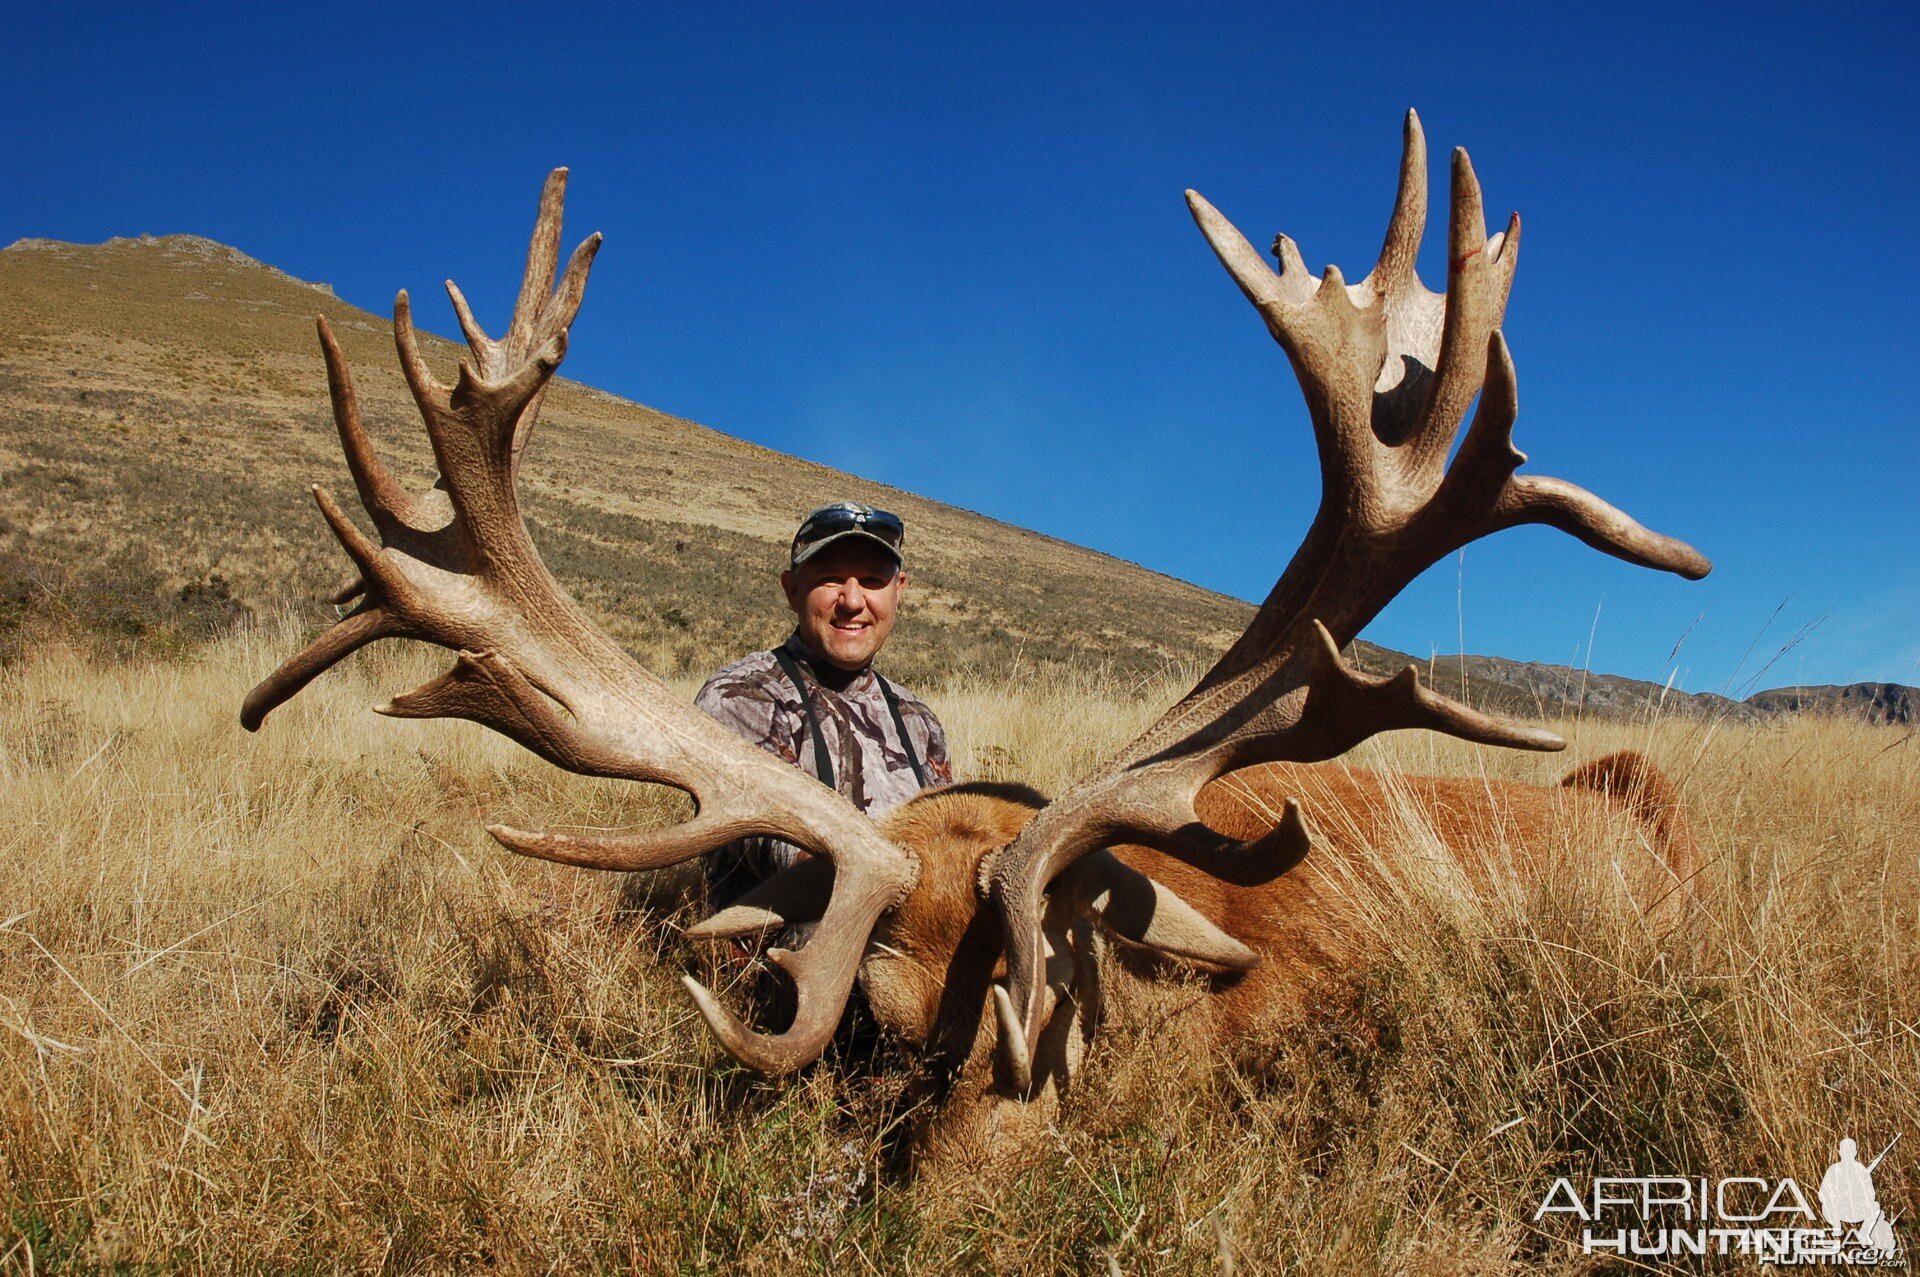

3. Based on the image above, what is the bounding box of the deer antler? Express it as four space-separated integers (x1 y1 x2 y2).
985 111 1710 1076
241 170 918 1075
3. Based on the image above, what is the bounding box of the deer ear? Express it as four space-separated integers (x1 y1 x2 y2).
684 857 834 940
1075 850 1259 971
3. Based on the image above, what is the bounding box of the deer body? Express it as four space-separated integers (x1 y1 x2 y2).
863 753 1694 1168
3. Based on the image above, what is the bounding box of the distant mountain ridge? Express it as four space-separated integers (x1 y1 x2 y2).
1 232 1909 726
1364 645 1915 727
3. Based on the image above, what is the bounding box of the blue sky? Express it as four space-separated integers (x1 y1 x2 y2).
6 2 1914 692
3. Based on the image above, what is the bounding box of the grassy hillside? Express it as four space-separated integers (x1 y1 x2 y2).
0 234 1250 686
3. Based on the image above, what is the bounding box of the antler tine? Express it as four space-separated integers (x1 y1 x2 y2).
1367 108 1428 300
986 115 1710 1067
511 169 570 349
487 811 764 871
244 170 920 1075
1499 471 1714 577
1186 191 1294 309
391 290 450 439
1440 332 1710 579
240 605 392 731
680 861 924 1073
237 480 431 732
1407 145 1510 473
308 310 441 615
316 316 427 537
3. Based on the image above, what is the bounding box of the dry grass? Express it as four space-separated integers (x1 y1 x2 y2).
0 621 1914 1273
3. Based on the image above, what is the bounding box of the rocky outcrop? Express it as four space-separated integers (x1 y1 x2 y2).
1746 683 1915 726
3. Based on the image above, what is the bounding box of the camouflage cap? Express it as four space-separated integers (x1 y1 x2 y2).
790 502 905 567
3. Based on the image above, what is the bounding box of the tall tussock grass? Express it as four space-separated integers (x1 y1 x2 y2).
1 620 1913 1272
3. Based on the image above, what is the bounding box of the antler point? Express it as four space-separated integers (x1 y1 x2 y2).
992 984 1035 1094
487 824 556 857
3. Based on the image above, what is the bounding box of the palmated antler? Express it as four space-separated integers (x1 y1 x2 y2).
985 111 1710 1076
241 170 918 1074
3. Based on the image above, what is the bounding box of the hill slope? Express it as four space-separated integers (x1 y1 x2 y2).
1 234 1908 724
0 233 1252 685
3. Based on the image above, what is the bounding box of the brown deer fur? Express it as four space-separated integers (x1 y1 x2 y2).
859 752 1695 1169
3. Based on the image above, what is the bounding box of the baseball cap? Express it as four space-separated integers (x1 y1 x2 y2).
790 502 905 567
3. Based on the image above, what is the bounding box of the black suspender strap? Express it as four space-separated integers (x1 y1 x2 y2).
770 646 835 789
771 646 930 795
877 675 930 790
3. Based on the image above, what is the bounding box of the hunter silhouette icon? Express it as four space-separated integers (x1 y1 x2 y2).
1820 1136 1901 1254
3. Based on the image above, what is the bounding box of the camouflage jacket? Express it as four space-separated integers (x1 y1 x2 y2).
695 634 952 898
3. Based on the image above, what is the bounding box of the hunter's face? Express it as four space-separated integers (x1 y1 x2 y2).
781 543 907 671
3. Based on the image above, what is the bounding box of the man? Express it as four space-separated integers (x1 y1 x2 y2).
696 501 952 905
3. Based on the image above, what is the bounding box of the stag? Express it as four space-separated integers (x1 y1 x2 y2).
243 113 1708 1166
